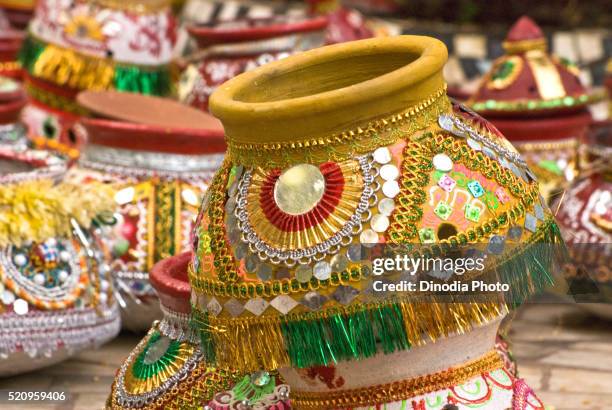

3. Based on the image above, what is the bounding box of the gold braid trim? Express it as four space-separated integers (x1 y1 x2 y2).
291 350 504 409
227 86 451 169
0 179 114 247
514 138 579 152
503 38 547 54
83 0 170 14
25 80 87 115
0 61 21 73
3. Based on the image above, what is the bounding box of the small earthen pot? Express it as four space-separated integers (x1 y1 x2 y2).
67 90 226 332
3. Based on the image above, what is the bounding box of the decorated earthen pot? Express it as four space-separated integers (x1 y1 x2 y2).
469 16 600 203
182 35 566 408
0 144 120 376
555 127 612 320
19 0 176 156
67 90 225 331
178 14 328 112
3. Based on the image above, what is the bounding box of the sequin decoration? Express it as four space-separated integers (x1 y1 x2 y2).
432 153 453 172
419 228 436 243
434 201 453 220
465 203 483 223
236 156 378 265
438 175 457 192
467 180 485 198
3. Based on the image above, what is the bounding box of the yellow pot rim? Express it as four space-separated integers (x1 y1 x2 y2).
210 35 448 146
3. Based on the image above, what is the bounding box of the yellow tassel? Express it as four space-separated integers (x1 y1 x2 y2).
33 44 115 91
0 179 115 247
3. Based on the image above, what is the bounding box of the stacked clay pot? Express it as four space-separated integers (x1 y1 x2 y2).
67 90 225 331
19 0 176 157
111 35 565 409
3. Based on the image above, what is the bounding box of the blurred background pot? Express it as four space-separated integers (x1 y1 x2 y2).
67 90 225 331
179 14 328 111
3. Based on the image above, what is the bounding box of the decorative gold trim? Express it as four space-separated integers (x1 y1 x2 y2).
227 86 451 169
291 350 504 409
85 0 171 14
514 138 579 152
502 38 547 54
0 61 21 73
25 80 87 115
486 56 523 90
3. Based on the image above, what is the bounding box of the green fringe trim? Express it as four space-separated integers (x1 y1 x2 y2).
19 35 172 96
498 221 568 308
192 219 567 372
282 303 410 368
131 331 182 380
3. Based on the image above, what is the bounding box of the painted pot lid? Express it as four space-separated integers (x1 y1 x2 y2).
469 16 601 118
187 15 328 48
77 90 226 154
149 252 191 314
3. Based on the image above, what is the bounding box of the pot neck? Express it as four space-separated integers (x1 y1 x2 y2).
210 36 449 169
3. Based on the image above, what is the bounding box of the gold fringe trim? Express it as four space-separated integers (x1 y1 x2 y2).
0 179 115 246
291 350 504 409
193 300 504 373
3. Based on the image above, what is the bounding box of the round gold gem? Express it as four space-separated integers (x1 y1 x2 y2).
274 164 326 216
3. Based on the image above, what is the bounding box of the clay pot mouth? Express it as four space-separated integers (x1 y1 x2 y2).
209 35 448 145
150 252 192 313
187 15 328 47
